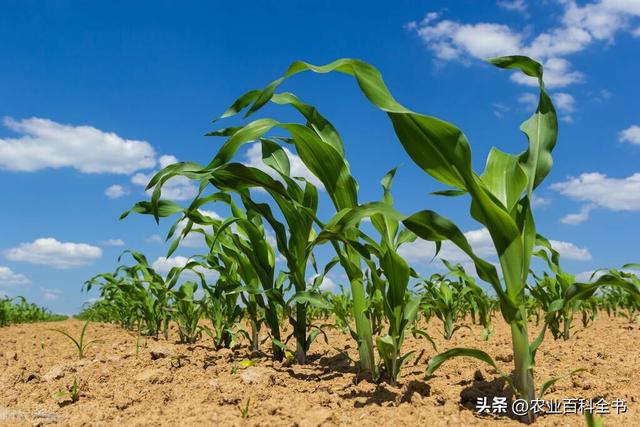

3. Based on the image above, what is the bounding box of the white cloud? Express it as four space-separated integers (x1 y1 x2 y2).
410 15 523 61
553 92 576 112
531 194 551 207
105 184 129 199
619 125 640 145
400 227 590 265
576 266 640 282
408 1 640 88
152 256 190 273
510 58 584 88
0 266 30 286
131 154 198 201
309 274 336 292
100 239 125 246
41 287 62 301
146 234 163 244
551 172 640 211
151 256 218 280
399 227 496 265
493 102 509 118
498 0 528 14
560 204 594 225
0 117 156 174
5 238 102 269
244 143 324 190
548 239 592 261
518 92 538 109
175 210 223 248
551 92 576 122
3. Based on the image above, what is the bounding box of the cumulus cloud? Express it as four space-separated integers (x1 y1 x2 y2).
408 1 640 88
399 227 496 265
497 0 528 15
531 194 551 208
105 184 129 199
174 210 224 248
400 226 590 265
100 239 125 247
552 92 576 122
619 125 640 145
146 234 164 244
518 92 538 109
5 238 102 269
551 172 640 212
548 239 592 261
131 154 198 201
0 117 156 173
560 204 594 225
309 274 337 292
41 287 62 301
0 266 30 286
151 256 218 281
244 142 324 189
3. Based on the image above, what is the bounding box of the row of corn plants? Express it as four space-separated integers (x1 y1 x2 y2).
80 55 640 423
0 296 67 326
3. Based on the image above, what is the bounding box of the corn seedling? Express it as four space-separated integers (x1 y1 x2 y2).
419 271 472 340
49 320 102 359
239 398 251 419
169 281 203 344
55 378 81 404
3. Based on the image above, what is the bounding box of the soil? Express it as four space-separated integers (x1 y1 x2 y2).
1 315 638 426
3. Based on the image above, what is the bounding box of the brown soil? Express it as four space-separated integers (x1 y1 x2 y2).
1 316 638 426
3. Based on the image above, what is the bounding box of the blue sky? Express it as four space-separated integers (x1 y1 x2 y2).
1 0 639 314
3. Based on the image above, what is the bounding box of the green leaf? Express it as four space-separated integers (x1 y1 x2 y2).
261 138 291 177
537 368 586 399
480 148 527 211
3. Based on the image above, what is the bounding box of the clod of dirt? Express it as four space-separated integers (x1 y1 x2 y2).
473 369 485 381
43 365 65 382
239 366 272 385
134 368 170 384
495 353 513 362
150 346 174 360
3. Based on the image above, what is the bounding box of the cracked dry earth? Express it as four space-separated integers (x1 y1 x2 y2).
1 316 639 426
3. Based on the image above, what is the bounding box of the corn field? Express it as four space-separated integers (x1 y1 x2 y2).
48 56 640 425
0 296 67 327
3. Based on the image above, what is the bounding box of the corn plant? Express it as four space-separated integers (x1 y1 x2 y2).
169 281 203 344
579 296 599 329
201 93 379 376
49 320 102 359
55 378 80 404
419 272 472 340
444 261 497 340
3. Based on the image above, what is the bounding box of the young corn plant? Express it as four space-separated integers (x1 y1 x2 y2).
218 55 640 422
169 281 203 344
419 271 472 340
202 92 379 376
55 378 81 404
123 195 286 359
444 261 497 340
313 168 420 383
49 320 102 359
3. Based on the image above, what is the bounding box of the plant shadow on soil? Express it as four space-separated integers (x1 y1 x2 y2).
458 375 529 423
